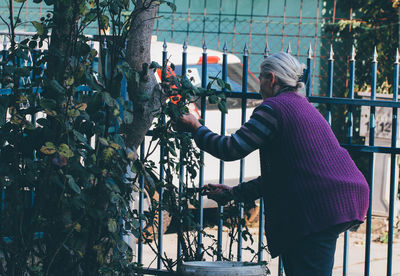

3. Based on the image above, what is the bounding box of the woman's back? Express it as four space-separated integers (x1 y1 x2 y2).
260 92 369 256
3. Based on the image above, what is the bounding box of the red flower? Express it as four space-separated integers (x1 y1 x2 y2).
169 94 182 104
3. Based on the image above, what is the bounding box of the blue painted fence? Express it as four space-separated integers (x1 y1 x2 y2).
1 33 399 276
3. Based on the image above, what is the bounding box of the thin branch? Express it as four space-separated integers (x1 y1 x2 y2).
8 0 15 52
15 0 25 29
145 138 161 161
45 228 74 276
0 15 10 34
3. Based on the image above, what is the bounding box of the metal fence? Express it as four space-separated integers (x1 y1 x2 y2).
1 33 399 276
136 41 400 275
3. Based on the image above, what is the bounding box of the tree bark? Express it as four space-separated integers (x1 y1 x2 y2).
46 1 80 82
125 1 164 149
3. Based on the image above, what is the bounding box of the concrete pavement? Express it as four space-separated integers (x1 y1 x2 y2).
139 227 400 275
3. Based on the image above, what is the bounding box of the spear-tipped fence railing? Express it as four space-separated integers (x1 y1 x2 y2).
1 34 400 276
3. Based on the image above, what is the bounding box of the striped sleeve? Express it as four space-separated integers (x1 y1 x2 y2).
193 104 278 161
232 177 262 203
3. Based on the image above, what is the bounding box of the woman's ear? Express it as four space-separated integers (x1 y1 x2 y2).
269 72 276 87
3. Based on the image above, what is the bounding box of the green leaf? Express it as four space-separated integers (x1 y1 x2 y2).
169 147 177 157
103 147 115 162
110 1 119 15
110 192 119 203
16 49 29 61
103 92 116 107
99 0 108 7
40 98 57 109
49 79 66 94
98 137 109 146
28 40 37 49
40 142 56 155
131 218 140 228
166 1 176 12
106 178 121 193
66 175 81 194
51 174 64 189
113 134 126 149
208 94 218 104
0 96 10 127
130 163 138 174
149 61 161 69
111 72 123 98
80 3 89 15
83 10 96 24
117 239 128 253
218 101 228 114
58 144 74 158
217 78 225 89
123 0 129 9
217 92 226 100
31 21 44 36
100 14 109 30
123 110 133 124
108 218 117 233
73 130 87 144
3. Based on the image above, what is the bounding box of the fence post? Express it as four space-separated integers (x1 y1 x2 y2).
216 42 228 261
264 42 270 59
285 41 292 54
386 48 399 276
156 40 168 270
177 40 188 263
343 45 356 276
258 42 270 263
327 44 334 125
197 41 208 259
237 43 249 261
364 46 378 276
306 43 313 97
138 141 145 266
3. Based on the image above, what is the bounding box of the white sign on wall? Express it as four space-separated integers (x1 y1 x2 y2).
360 105 393 139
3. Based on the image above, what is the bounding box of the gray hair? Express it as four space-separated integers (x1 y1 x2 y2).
260 52 306 93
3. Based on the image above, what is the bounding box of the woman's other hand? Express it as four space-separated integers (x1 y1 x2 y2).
202 183 233 206
172 113 202 132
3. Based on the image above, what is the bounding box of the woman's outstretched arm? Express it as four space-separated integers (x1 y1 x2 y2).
189 104 278 161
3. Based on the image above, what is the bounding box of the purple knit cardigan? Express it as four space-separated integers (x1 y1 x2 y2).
259 92 369 257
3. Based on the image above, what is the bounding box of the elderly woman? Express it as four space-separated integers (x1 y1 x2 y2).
177 52 369 276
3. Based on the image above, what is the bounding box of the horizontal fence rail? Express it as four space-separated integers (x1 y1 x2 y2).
1 33 399 276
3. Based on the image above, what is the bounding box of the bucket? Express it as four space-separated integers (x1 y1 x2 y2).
180 261 269 276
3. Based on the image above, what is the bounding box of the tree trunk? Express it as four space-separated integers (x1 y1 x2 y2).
125 1 165 149
46 1 79 82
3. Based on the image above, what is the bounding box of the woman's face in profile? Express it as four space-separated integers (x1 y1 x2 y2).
259 73 275 99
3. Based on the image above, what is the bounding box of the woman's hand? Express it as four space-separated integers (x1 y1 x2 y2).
202 183 233 206
172 113 202 132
